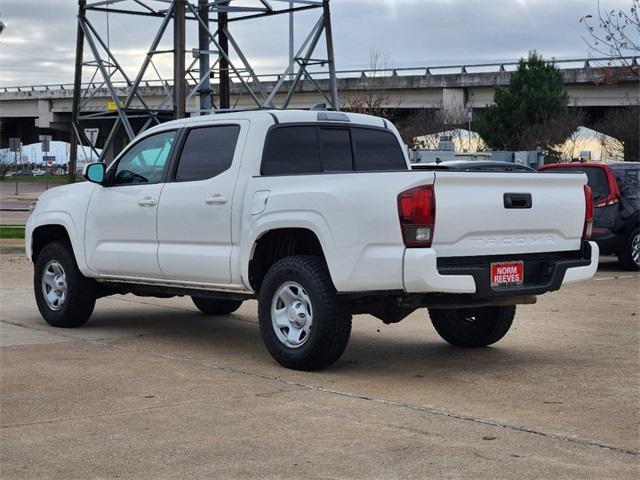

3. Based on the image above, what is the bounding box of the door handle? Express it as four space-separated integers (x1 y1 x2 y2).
138 197 157 207
503 193 532 209
205 194 228 205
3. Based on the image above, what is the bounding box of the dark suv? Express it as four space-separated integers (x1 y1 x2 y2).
540 162 640 270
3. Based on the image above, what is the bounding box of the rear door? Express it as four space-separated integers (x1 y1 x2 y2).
432 171 587 257
156 122 246 284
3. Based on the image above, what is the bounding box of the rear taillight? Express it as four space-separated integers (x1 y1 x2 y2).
583 185 594 240
594 197 619 208
398 185 436 248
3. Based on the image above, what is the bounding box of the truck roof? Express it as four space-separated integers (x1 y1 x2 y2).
146 109 389 134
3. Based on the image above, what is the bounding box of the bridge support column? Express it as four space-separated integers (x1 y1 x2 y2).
34 100 54 129
442 88 467 124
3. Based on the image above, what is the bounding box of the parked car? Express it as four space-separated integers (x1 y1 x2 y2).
15 169 34 176
540 162 639 270
32 169 46 176
26 110 598 371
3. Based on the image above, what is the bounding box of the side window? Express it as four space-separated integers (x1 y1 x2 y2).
352 127 407 171
319 128 353 172
112 130 175 185
175 125 241 182
261 126 321 175
613 168 640 199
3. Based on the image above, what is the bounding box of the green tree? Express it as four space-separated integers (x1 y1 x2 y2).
478 52 573 152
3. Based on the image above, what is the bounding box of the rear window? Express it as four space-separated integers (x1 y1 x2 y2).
175 125 240 182
261 125 406 175
613 167 640 199
543 166 610 200
352 127 407 171
319 128 353 172
261 126 321 175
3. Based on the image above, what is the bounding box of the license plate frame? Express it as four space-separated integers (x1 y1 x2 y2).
490 261 524 288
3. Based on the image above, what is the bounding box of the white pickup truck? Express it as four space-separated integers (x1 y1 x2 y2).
26 110 598 370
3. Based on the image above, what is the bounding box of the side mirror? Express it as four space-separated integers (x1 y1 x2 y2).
83 162 106 184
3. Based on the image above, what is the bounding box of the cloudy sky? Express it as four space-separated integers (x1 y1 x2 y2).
0 0 631 87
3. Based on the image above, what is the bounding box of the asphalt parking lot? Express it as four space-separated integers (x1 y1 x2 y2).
0 247 638 479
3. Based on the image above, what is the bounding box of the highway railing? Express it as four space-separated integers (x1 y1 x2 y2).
1 56 637 93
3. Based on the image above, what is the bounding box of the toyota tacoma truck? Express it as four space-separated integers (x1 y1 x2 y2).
25 110 598 371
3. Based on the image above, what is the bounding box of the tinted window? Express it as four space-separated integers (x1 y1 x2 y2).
262 126 321 175
543 167 610 200
113 130 175 185
319 128 353 172
175 125 240 182
352 128 406 171
613 167 640 199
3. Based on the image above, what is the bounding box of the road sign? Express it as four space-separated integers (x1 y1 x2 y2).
84 128 100 147
39 135 52 153
43 156 55 166
9 138 20 152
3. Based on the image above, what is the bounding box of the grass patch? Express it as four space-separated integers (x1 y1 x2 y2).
0 226 25 239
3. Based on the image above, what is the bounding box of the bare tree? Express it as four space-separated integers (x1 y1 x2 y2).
343 49 396 117
581 0 640 73
396 109 446 148
593 105 640 161
397 108 487 153
0 151 11 179
514 109 586 160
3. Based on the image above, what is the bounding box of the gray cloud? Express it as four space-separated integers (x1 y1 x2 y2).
0 0 631 86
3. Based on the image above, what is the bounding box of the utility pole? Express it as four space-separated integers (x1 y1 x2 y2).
69 0 86 184
218 1 230 110
198 0 212 114
289 0 294 81
322 0 339 110
174 0 186 118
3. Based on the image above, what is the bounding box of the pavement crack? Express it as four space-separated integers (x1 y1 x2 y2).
82 339 639 458
0 399 217 429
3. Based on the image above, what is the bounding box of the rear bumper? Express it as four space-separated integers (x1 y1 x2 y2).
403 242 598 296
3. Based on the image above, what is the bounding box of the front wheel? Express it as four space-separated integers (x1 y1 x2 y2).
34 241 96 328
428 305 516 348
258 255 352 371
617 228 640 271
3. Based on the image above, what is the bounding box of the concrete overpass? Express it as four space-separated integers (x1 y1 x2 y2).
1 57 638 156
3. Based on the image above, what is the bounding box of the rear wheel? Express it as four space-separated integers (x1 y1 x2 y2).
428 305 516 348
617 228 640 271
191 297 243 315
34 241 96 328
258 255 352 371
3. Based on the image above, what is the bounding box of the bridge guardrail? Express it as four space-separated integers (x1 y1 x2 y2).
1 56 637 93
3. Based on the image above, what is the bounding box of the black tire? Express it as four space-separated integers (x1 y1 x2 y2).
258 255 352 371
191 296 243 315
617 228 640 271
34 241 96 328
428 305 516 348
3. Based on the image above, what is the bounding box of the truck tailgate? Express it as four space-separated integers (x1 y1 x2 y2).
432 172 587 257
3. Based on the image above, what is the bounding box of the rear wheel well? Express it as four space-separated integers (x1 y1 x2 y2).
32 225 71 263
249 228 326 292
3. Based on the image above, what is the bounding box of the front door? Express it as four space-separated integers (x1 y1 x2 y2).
157 122 245 284
85 130 176 278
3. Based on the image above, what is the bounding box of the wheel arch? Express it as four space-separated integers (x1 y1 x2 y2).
246 227 331 292
29 218 90 276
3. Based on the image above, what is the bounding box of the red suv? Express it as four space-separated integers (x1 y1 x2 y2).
540 162 640 270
